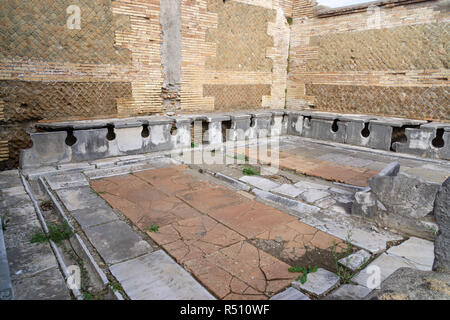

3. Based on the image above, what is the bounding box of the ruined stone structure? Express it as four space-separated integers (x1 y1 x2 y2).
0 0 449 170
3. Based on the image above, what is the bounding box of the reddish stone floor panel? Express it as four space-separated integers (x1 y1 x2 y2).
235 148 378 187
148 215 245 263
133 165 207 196
178 185 251 215
184 242 297 299
207 201 297 238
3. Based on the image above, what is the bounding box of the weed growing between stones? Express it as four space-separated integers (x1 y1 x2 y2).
145 225 160 233
331 232 368 284
242 166 260 176
288 265 319 284
30 221 74 244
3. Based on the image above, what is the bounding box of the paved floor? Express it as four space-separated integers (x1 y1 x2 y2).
0 170 70 300
91 166 348 299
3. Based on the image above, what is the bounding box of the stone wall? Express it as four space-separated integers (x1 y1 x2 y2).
0 0 293 169
287 0 450 121
180 0 291 112
0 0 162 168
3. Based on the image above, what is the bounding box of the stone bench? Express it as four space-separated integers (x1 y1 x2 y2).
20 110 450 169
286 110 448 158
21 110 291 169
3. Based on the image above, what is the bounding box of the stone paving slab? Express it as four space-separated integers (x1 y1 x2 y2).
110 250 215 300
299 206 403 254
270 287 311 300
386 237 434 271
271 184 303 198
4 220 58 280
0 193 32 210
56 186 108 212
71 207 119 229
12 267 71 300
149 215 245 263
352 253 418 288
0 217 13 300
324 284 372 300
338 250 371 271
252 189 320 217
291 268 340 296
239 176 280 191
4 206 36 228
301 189 330 203
205 197 297 239
46 172 89 190
185 241 296 299
0 170 21 189
83 221 152 265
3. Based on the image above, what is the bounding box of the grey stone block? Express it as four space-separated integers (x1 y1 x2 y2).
271 184 303 198
84 221 152 265
369 173 440 220
287 112 304 136
45 172 89 190
353 253 417 288
20 132 72 169
0 217 13 300
239 176 280 191
143 123 174 152
338 250 371 271
393 127 450 160
433 177 450 272
228 117 252 141
270 114 288 137
171 121 191 148
309 119 347 143
252 188 320 216
72 128 121 162
116 126 144 153
324 284 372 300
12 267 70 300
5 229 58 281
110 250 215 300
365 267 450 300
345 120 370 147
215 173 251 191
71 206 119 229
292 268 339 296
56 187 108 212
367 123 393 151
387 237 434 271
270 287 310 300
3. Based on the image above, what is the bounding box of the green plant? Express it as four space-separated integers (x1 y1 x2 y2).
242 166 259 176
83 292 95 300
286 17 293 25
191 142 196 148
145 225 160 233
330 232 367 284
288 265 318 284
30 221 74 244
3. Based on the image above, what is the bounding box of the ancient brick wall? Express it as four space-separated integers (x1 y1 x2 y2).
0 0 162 169
180 0 291 112
0 0 294 169
287 0 450 121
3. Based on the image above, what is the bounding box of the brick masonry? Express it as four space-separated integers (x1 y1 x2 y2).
287 0 449 120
